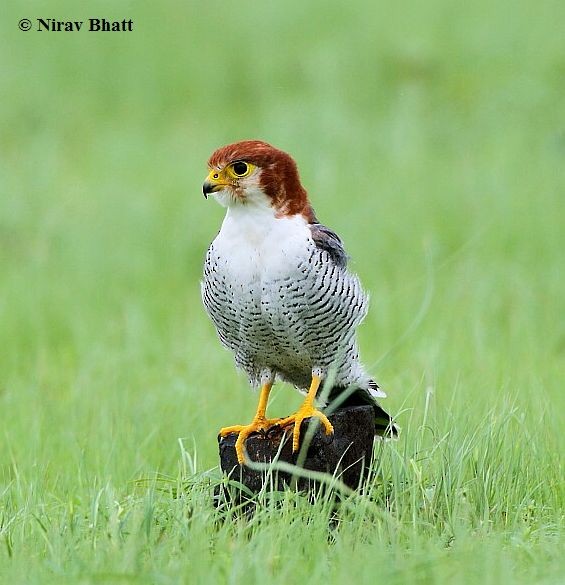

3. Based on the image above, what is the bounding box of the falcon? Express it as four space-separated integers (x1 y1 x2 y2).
201 140 397 465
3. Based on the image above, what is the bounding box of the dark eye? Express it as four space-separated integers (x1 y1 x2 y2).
232 162 248 176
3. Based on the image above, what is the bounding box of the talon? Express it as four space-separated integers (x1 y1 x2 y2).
280 406 334 453
218 380 278 465
221 417 282 464
219 424 245 437
217 373 335 464
278 372 334 453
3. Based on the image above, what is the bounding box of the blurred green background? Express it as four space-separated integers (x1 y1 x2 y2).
0 0 564 581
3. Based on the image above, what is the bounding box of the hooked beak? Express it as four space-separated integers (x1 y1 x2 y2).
203 170 229 199
202 181 220 198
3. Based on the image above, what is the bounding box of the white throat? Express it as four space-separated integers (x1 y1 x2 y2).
213 193 311 276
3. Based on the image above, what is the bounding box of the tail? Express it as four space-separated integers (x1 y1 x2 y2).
327 380 399 437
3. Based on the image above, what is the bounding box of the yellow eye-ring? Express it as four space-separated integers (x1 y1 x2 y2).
227 161 253 178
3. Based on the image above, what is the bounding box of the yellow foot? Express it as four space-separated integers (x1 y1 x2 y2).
279 403 334 453
219 417 282 464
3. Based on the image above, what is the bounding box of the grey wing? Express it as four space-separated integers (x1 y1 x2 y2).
309 223 348 268
307 224 396 433
306 221 368 330
295 223 369 382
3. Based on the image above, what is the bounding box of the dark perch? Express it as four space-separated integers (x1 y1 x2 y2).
217 405 375 499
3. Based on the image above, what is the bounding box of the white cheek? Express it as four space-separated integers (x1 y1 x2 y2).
211 190 231 207
241 186 273 208
210 176 271 210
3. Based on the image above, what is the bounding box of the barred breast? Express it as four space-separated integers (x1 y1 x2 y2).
201 211 370 391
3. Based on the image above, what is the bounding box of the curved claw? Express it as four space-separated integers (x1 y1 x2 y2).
219 417 283 464
279 407 334 452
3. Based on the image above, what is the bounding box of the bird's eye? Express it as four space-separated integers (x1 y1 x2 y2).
231 162 249 177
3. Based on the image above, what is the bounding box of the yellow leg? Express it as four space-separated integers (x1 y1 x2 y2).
279 374 334 452
219 381 281 465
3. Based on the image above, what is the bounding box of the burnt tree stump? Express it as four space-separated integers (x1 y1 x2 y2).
217 405 375 500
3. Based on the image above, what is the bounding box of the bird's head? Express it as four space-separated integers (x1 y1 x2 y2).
203 140 315 220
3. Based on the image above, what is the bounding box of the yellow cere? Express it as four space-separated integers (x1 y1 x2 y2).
206 168 226 183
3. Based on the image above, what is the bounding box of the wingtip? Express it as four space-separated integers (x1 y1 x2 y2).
368 380 387 398
369 387 387 399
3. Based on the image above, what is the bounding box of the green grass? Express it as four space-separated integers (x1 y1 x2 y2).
1 0 564 583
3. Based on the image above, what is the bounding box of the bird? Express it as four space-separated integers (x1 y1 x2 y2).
201 140 397 465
